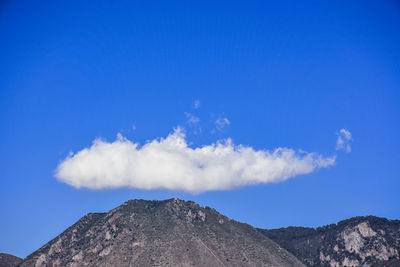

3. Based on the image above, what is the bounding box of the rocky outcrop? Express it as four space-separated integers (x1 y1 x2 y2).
258 216 400 266
0 253 23 267
20 198 304 266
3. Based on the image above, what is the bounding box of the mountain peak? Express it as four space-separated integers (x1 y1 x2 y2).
20 199 304 267
14 200 399 267
260 215 400 266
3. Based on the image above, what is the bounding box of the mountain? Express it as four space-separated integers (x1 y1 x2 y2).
19 198 304 266
258 216 400 266
4 200 399 266
0 253 22 267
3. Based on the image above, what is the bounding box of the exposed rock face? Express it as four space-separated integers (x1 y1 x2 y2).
0 253 23 267
258 216 400 266
20 199 304 266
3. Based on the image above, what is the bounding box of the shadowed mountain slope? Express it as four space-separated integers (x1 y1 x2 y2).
20 199 304 267
258 216 400 266
0 253 23 267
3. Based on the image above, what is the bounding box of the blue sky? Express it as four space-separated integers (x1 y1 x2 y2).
1 0 400 258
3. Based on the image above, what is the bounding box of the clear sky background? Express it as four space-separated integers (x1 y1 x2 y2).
1 0 399 258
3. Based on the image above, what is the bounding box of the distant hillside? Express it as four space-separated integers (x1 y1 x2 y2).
2 200 399 267
0 253 22 267
19 199 303 266
258 216 400 266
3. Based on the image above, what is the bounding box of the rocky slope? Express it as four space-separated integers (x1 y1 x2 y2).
0 253 22 267
19 198 304 266
259 216 400 266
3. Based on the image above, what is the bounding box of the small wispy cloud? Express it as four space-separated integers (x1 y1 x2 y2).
336 129 352 153
192 100 200 109
184 112 200 125
215 117 230 132
55 127 336 194
184 112 201 135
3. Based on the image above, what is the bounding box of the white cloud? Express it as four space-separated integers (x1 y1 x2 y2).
192 100 200 109
215 117 230 132
184 112 200 125
55 127 336 193
336 129 352 153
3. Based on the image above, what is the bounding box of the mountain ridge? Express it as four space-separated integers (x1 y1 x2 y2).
2 199 399 267
259 215 400 266
18 198 304 266
0 253 23 267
